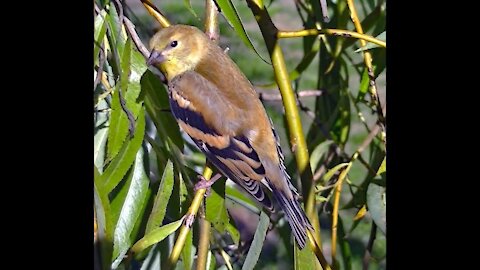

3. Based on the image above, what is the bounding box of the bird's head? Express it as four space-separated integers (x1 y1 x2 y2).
147 25 208 81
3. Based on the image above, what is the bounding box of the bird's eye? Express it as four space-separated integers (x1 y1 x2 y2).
170 41 178 48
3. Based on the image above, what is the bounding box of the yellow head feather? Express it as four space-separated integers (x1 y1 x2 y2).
148 25 209 81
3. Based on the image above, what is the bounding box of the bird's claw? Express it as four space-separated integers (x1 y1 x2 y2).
184 213 195 228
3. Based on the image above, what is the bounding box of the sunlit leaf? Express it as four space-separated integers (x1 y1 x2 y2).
145 160 175 233
101 110 146 193
112 147 150 268
323 163 349 183
131 218 184 254
215 0 269 63
206 179 230 232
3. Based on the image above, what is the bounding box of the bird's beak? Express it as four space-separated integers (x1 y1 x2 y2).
147 50 165 66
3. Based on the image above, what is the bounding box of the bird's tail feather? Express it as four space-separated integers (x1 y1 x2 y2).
270 186 314 249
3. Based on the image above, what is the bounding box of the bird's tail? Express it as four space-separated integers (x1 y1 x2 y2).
270 187 314 249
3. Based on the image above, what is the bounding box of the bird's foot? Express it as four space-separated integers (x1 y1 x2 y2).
194 173 222 197
184 213 195 228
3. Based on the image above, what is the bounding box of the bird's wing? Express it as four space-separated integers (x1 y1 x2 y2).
168 71 274 210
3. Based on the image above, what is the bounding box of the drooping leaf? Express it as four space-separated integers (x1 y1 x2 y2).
241 211 270 270
131 218 184 254
94 167 114 270
206 179 230 232
94 98 109 173
107 38 147 160
101 109 146 193
145 160 175 233
112 147 150 268
94 9 108 65
215 0 269 63
183 0 198 18
294 237 318 270
141 70 183 150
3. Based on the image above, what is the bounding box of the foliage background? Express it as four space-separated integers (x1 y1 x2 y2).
94 0 386 269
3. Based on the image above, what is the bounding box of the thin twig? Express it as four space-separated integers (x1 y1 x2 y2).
258 89 324 101
277 28 386 48
94 43 106 91
123 17 149 58
346 0 386 139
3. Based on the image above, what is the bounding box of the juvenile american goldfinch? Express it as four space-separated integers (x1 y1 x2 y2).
147 25 313 249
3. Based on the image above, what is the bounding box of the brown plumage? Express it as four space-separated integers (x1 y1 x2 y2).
147 24 313 249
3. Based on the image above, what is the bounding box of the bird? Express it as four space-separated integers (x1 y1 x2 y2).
146 24 313 249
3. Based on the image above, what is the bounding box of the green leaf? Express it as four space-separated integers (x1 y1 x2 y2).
131 218 184 254
215 0 268 63
241 211 269 270
357 68 370 102
309 140 333 172
226 221 240 245
354 31 385 53
206 179 229 232
183 0 198 18
94 98 109 173
323 163 350 182
294 243 318 270
367 183 386 235
94 9 108 65
377 157 386 176
107 38 146 160
112 147 150 268
146 160 175 233
101 109 146 193
225 183 260 214
141 70 183 150
94 167 114 270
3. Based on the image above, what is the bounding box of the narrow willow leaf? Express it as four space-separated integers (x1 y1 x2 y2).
141 70 183 149
94 9 108 65
112 147 150 268
101 110 146 193
131 218 184 254
226 221 240 245
377 157 386 176
107 38 146 160
323 163 349 182
183 0 198 18
356 68 370 102
94 167 114 270
225 183 260 214
206 180 229 232
367 183 386 235
146 160 175 233
94 98 109 172
309 140 333 172
241 211 270 270
215 0 269 63
354 31 385 52
294 241 318 270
